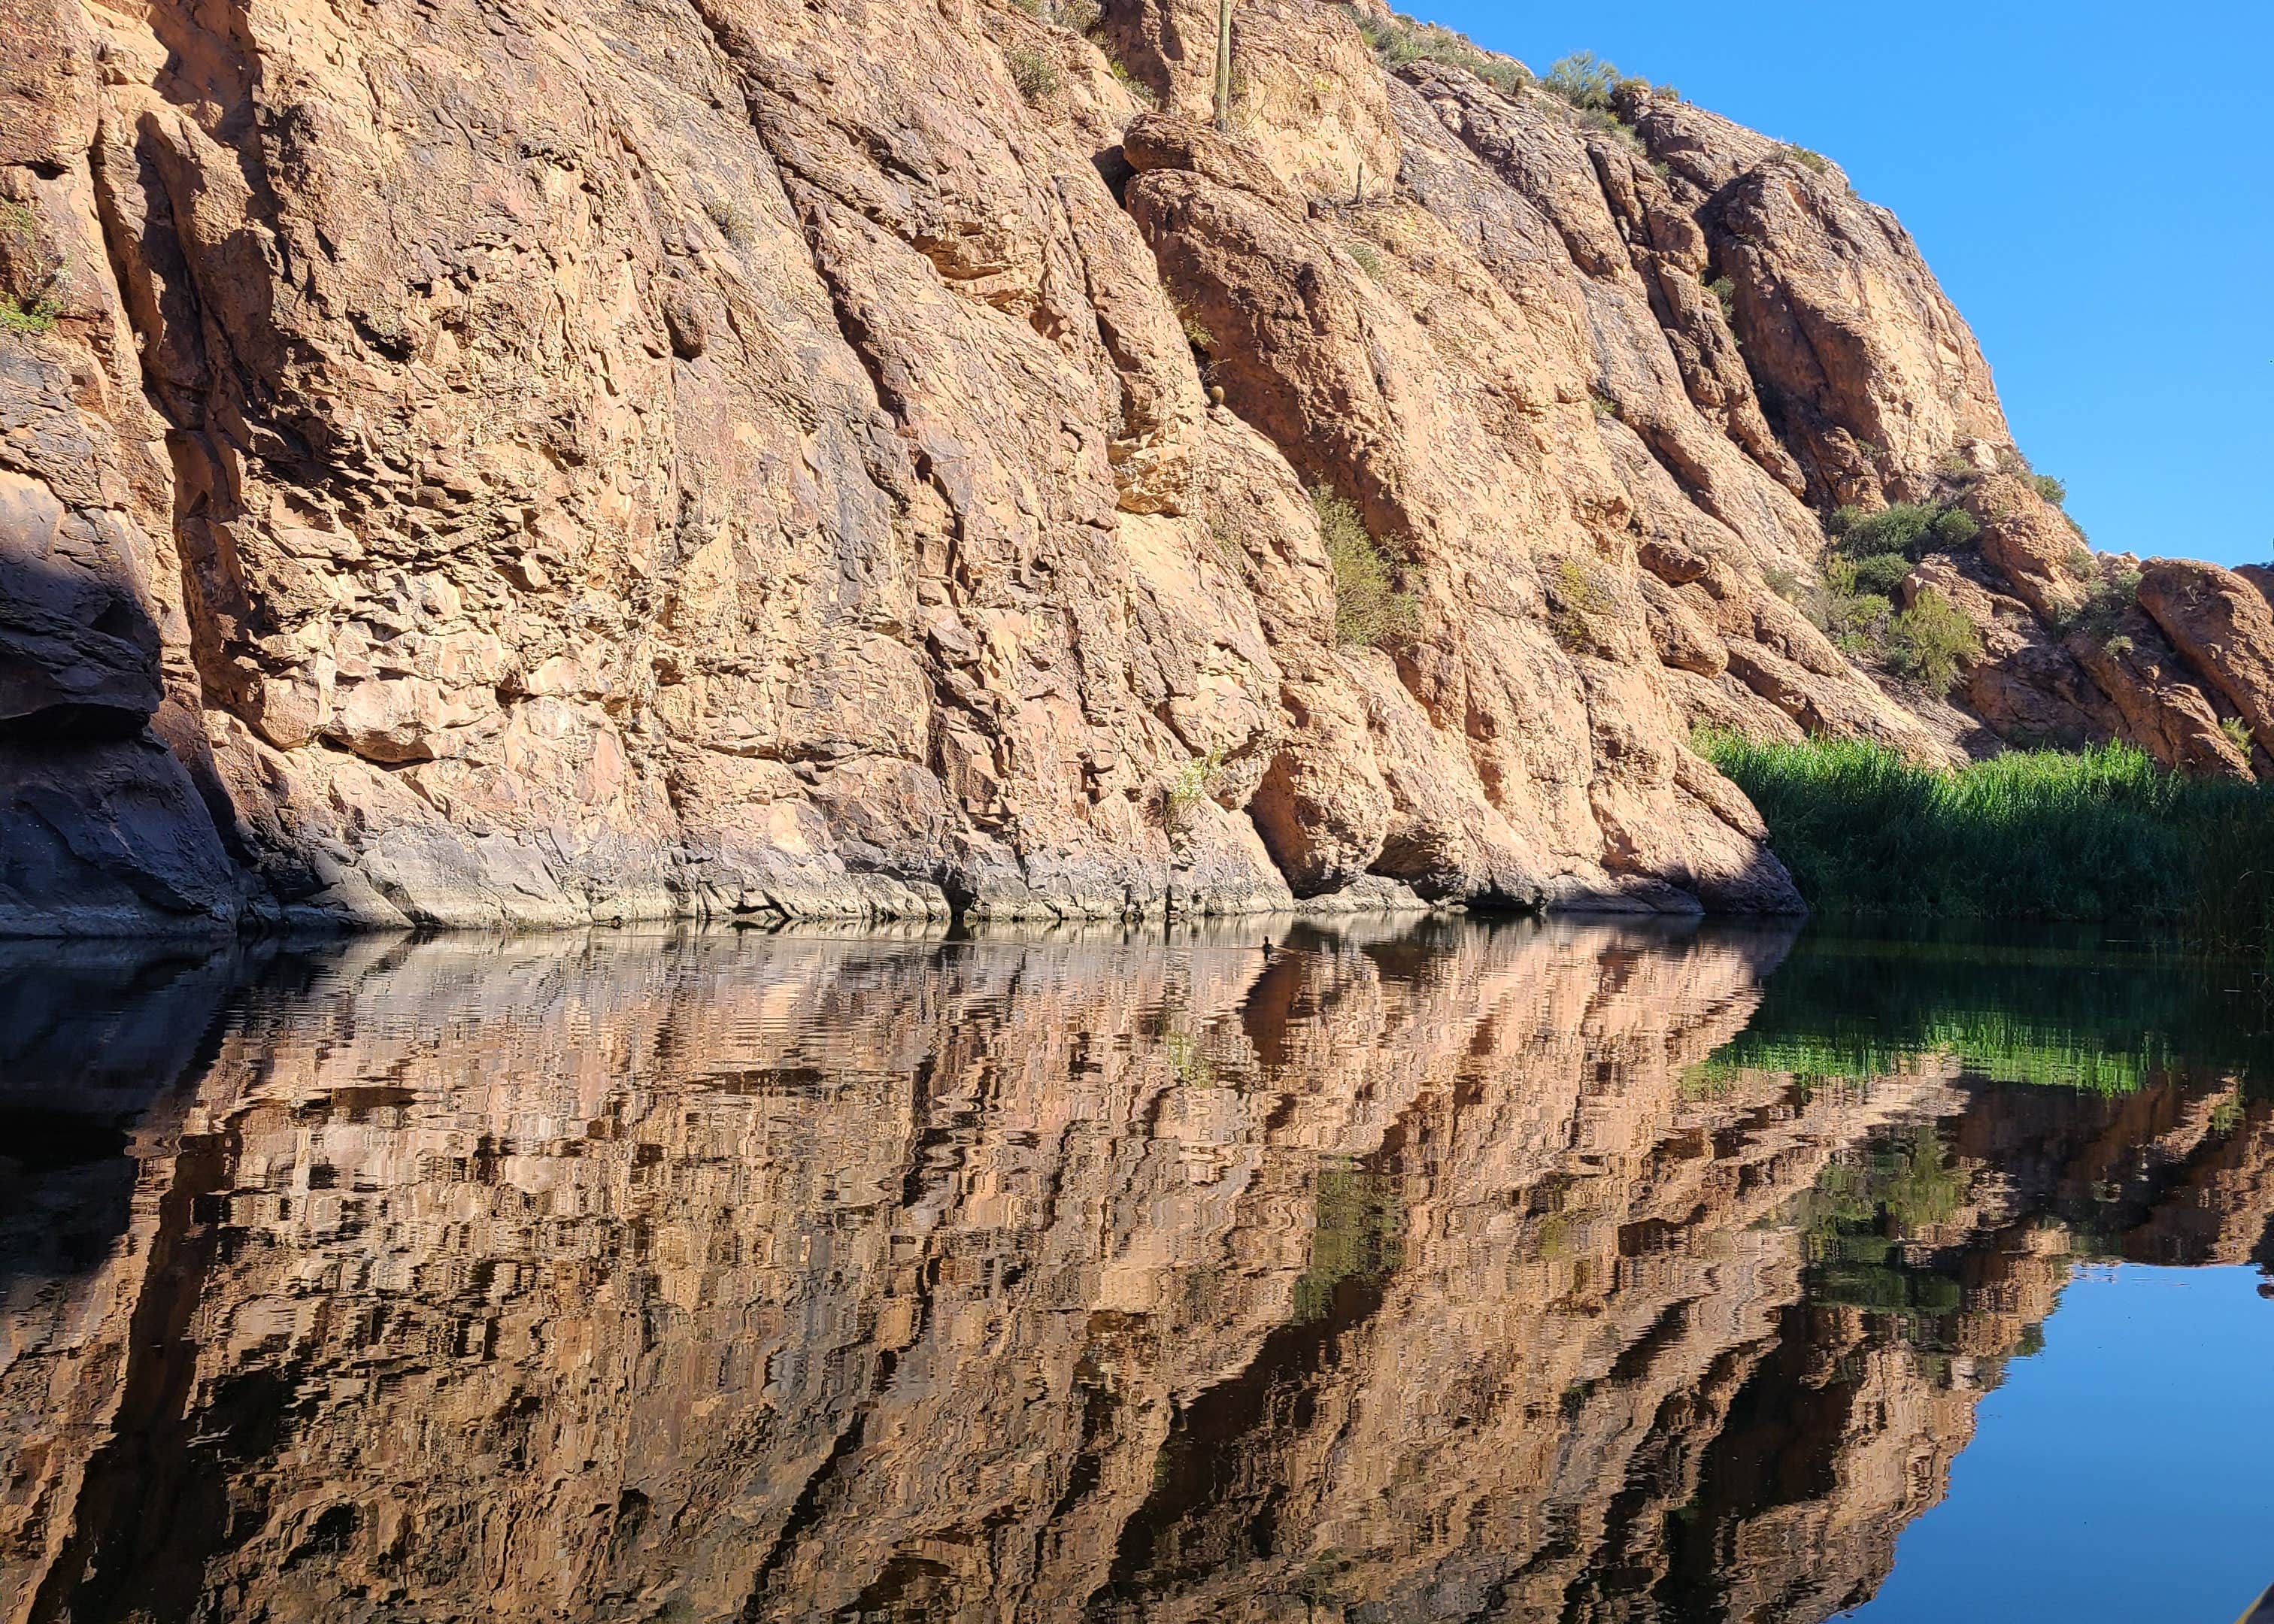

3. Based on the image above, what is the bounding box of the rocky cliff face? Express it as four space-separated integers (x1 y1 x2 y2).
4 0 2270 934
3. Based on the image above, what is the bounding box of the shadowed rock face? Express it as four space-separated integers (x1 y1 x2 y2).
0 0 2268 935
6 921 2272 1623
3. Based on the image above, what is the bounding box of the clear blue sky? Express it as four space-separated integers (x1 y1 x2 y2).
1412 1 2274 567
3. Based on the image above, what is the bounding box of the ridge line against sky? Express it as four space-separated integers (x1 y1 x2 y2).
1399 0 2272 568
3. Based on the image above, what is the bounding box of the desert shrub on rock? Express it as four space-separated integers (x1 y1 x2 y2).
1827 501 1978 562
1772 142 1833 176
1849 553 1913 597
1354 8 1530 97
1316 489 1418 647
0 292 59 334
1887 589 1981 694
2061 567 2143 642
1543 51 1620 110
1007 45 1059 101
1547 554 1621 653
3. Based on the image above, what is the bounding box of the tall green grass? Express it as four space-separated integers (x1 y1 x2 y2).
1702 733 2274 956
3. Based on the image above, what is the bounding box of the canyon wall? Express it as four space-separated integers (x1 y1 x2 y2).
4 0 2269 935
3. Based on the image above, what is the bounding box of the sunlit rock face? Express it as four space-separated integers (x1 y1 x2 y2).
7 921 2272 1623
18 0 2274 936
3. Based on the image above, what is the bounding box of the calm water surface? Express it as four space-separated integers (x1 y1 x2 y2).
4 917 2271 1622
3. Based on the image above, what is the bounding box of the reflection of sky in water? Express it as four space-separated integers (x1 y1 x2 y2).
1842 1265 2274 1624
7 921 2274 1622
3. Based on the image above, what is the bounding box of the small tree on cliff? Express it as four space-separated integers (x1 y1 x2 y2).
1314 489 1418 647
1887 589 1981 695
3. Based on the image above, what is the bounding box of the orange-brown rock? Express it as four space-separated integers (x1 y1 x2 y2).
4 0 2274 935
2235 563 2274 609
8 923 2270 1621
2065 607 2251 779
2136 559 2274 761
1685 127 2009 509
1960 474 2091 626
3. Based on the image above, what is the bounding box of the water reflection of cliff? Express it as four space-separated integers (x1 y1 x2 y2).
4 921 2272 1624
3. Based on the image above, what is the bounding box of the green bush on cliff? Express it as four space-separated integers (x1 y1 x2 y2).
0 205 62 335
1105 58 1157 107
0 292 59 335
1817 555 1890 654
1162 746 1227 850
1848 552 1913 597
1543 51 1620 110
1701 732 2274 956
1315 488 1419 647
1827 501 1978 562
1808 503 1982 683
1006 45 1060 102
2060 566 2142 641
1573 106 1645 153
1548 554 1621 653
1885 589 1981 695
1542 52 1655 147
1354 8 1530 98
1772 142 1834 177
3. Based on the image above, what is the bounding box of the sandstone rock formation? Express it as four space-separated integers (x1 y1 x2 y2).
2 0 2270 935
8 920 2272 1622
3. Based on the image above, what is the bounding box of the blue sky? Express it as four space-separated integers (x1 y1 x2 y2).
1411 0 2274 567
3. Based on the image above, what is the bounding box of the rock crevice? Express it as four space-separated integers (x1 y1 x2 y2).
1 0 2267 935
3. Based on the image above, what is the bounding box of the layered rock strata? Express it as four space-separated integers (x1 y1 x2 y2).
2 0 2269 934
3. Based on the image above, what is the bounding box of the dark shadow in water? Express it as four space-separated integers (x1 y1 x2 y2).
1091 1150 1408 1611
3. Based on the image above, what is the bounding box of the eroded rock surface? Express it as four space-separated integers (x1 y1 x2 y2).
1 0 2269 934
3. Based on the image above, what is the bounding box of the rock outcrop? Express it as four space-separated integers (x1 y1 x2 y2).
2 0 2269 934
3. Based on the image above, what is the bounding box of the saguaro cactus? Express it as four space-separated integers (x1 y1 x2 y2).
1214 0 1233 129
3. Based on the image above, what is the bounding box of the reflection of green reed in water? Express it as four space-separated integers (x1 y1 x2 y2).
1292 1165 1405 1325
1702 1015 2167 1093
1162 1031 1214 1086
1796 1130 1982 1382
1702 929 2274 1094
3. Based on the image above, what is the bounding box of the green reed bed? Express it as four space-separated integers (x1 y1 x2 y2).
1687 920 2274 1097
1696 1013 2169 1095
1702 733 2274 956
